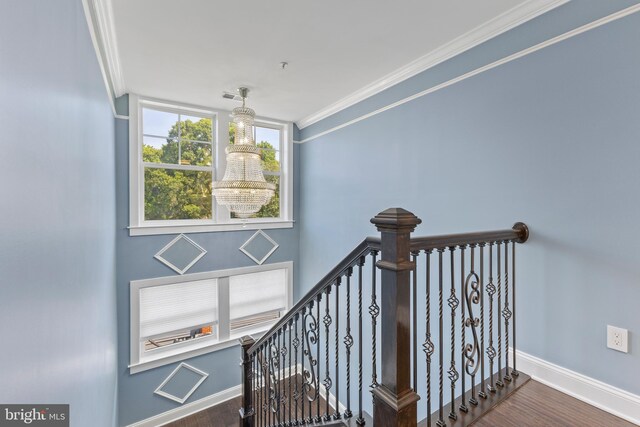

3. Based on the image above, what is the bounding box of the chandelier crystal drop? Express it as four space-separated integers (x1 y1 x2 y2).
212 88 275 218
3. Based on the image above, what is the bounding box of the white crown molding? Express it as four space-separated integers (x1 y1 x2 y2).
295 0 568 130
82 0 126 113
516 349 640 425
299 2 640 144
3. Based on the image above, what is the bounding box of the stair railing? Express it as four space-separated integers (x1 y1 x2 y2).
239 208 528 427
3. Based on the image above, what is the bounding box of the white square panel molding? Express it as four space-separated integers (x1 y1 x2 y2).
155 234 206 274
154 362 209 404
240 230 279 265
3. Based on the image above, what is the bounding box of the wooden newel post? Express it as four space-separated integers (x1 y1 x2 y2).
370 208 422 427
239 335 255 427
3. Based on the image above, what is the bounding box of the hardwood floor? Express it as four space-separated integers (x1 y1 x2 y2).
166 380 634 427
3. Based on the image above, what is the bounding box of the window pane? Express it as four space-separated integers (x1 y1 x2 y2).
144 324 216 352
255 126 280 149
144 168 213 220
180 141 212 166
256 175 279 218
260 148 280 172
143 136 178 164
143 108 179 137
180 115 213 142
229 269 286 321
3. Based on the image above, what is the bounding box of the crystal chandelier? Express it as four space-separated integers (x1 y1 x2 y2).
213 88 275 218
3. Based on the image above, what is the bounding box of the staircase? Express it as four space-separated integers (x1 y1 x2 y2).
237 208 529 427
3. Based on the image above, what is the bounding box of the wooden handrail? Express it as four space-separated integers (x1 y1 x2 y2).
409 222 529 252
247 236 381 354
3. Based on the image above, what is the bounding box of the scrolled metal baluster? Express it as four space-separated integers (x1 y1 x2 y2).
479 243 487 399
503 240 512 383
486 243 497 393
344 267 354 419
334 278 341 420
323 287 332 421
464 245 481 407
512 241 519 378
369 250 380 390
436 249 445 427
459 245 468 414
448 247 459 421
356 256 366 426
496 242 504 388
302 302 319 424
423 250 434 427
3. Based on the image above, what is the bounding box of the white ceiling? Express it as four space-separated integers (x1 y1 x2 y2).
112 0 547 125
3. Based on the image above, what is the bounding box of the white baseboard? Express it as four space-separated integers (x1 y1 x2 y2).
126 385 242 427
516 349 640 425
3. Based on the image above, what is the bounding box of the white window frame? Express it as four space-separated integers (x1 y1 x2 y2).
129 94 294 236
129 261 293 374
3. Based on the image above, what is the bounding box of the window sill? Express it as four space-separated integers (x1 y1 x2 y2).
128 220 294 236
129 330 267 374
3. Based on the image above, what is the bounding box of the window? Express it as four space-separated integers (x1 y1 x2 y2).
129 95 294 236
130 262 293 373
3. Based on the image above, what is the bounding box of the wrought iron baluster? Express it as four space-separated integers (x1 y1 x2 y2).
334 278 341 420
369 250 380 389
503 241 512 383
512 241 519 378
448 247 459 421
315 297 322 423
277 331 282 424
300 307 306 424
412 250 419 392
323 287 332 421
288 320 293 424
496 242 504 388
465 245 481 407
423 250 434 427
344 267 354 419
486 243 496 393
357 256 365 425
293 314 300 425
436 249 445 427
479 243 487 399
460 245 468 414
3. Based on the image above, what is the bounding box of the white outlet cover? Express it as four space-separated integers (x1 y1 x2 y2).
607 325 629 353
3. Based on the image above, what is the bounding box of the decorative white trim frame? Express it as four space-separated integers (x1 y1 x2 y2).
154 234 207 275
240 230 280 265
299 3 640 144
516 349 640 425
80 0 125 116
154 363 209 404
128 385 242 427
295 0 568 129
130 261 294 374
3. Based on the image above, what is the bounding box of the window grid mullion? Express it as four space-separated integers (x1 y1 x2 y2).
217 277 231 342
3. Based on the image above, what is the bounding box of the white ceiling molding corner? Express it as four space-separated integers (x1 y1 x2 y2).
295 0 569 130
82 0 126 100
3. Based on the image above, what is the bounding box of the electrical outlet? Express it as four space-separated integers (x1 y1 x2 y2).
607 325 629 353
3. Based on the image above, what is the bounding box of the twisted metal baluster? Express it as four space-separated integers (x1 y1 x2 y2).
293 314 300 425
369 250 380 390
288 320 293 424
503 241 512 383
460 245 468 414
300 307 306 424
479 243 487 399
486 243 496 393
277 330 282 424
344 267 354 419
423 250 434 427
334 278 341 420
436 249 445 427
512 242 519 378
496 242 504 388
315 296 322 423
412 250 419 392
448 247 459 421
356 256 366 425
323 287 332 421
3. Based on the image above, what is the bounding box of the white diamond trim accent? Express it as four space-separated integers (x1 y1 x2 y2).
154 362 209 404
154 234 207 275
239 230 279 265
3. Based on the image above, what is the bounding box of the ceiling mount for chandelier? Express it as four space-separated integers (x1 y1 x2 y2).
212 87 275 218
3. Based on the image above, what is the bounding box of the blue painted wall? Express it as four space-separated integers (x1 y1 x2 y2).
298 6 640 417
0 1 118 426
115 103 300 425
